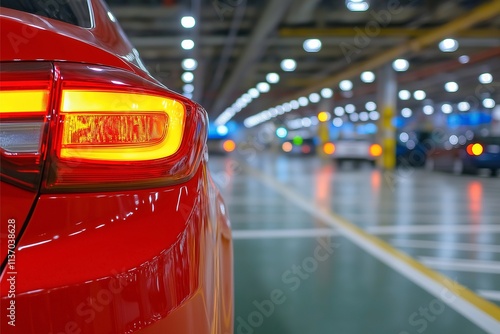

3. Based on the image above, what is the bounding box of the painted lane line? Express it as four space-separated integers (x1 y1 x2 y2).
391 239 500 253
478 290 500 302
366 224 500 235
419 257 500 274
232 228 339 239
242 163 500 334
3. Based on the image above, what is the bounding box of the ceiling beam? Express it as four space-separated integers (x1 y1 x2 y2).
209 0 295 116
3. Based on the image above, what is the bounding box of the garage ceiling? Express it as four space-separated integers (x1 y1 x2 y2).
108 0 500 124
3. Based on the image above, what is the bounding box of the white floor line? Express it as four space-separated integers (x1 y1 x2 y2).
419 257 500 274
243 163 500 334
391 239 500 253
478 290 500 302
366 224 500 235
232 228 339 239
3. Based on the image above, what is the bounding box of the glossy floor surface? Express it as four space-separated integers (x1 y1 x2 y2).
208 153 500 334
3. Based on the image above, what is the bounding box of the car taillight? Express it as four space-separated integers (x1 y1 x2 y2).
323 142 335 155
0 62 207 192
222 139 236 153
369 144 383 157
467 143 483 156
0 62 52 190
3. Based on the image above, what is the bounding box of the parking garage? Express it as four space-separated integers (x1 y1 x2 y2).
1 0 500 333
108 0 500 333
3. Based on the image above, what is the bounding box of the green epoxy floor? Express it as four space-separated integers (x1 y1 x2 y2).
208 154 500 334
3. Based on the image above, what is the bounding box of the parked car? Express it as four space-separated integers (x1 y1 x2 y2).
323 137 382 166
426 136 500 176
281 137 317 155
0 1 233 333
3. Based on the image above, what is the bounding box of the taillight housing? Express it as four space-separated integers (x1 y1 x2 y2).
0 62 208 192
0 62 52 190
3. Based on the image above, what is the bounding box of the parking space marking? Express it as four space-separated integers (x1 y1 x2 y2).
419 257 500 274
243 163 500 334
478 290 500 302
232 228 339 239
391 239 500 253
366 224 500 234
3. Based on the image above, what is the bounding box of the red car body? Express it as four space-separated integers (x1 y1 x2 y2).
0 1 233 333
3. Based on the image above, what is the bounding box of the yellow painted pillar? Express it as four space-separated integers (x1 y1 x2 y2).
377 64 397 169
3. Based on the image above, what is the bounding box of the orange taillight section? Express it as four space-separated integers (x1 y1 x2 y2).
369 144 383 157
59 91 185 161
282 142 293 152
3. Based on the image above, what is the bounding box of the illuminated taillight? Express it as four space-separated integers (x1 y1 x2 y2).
323 142 335 155
369 144 383 157
467 143 483 156
282 142 293 153
42 63 207 191
222 139 236 153
59 91 185 161
0 62 52 190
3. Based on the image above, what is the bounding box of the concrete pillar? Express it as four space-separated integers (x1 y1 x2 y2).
377 64 397 169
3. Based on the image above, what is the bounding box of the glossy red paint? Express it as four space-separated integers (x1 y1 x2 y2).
0 0 233 332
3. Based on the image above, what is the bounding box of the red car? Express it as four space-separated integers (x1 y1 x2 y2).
0 1 233 333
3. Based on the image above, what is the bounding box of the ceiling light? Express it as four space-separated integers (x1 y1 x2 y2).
458 55 469 64
439 38 459 52
479 73 493 84
216 125 229 136
303 39 322 52
359 111 369 121
339 79 353 91
398 89 411 100
349 113 359 122
392 59 409 72
334 106 345 116
181 39 194 50
457 101 470 112
266 72 280 84
444 81 459 93
369 111 380 120
360 71 375 83
257 82 270 93
413 90 426 100
182 58 197 71
333 118 344 127
183 84 194 93
242 93 252 103
181 16 196 28
282 103 292 112
298 96 309 107
181 72 194 83
365 101 376 111
483 98 496 109
321 88 333 98
441 103 453 114
401 108 412 118
423 105 434 115
281 59 297 72
345 104 356 113
183 92 193 99
346 1 369 12
309 93 320 103
248 88 260 98
290 100 300 109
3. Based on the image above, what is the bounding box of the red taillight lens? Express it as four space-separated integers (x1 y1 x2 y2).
0 62 52 190
0 62 207 192
467 143 483 156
